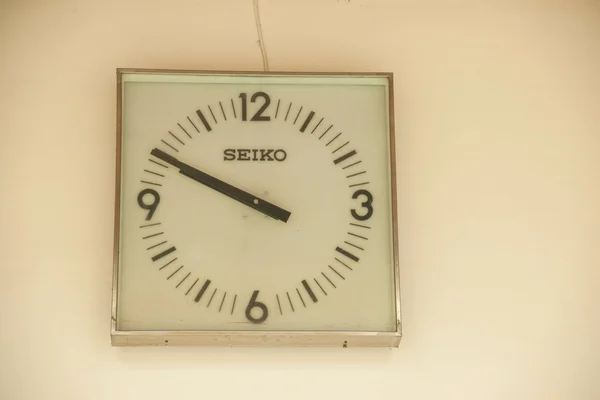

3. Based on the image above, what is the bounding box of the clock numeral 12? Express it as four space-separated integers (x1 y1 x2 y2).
351 189 373 221
138 188 160 220
245 290 268 323
239 92 271 121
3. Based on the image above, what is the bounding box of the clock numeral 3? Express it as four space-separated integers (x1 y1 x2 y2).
137 188 160 220
351 189 373 221
245 290 269 323
239 92 271 121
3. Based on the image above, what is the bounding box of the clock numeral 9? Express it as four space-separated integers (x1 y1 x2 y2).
351 189 373 221
137 188 160 220
239 92 271 121
245 290 268 323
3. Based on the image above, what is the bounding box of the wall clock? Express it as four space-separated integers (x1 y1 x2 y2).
111 69 401 347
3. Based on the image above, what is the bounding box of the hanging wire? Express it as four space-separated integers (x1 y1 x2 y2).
253 0 269 71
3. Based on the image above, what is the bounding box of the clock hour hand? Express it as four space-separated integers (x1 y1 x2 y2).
150 148 291 223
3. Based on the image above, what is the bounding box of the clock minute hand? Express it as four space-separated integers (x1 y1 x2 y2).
150 148 291 223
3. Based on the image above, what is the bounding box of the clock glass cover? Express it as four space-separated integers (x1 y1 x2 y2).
112 69 400 346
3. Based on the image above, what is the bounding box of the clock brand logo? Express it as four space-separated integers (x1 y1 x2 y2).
223 148 287 162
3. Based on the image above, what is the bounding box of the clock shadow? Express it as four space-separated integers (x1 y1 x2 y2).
114 344 398 367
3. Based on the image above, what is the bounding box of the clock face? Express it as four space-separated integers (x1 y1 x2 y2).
114 71 399 338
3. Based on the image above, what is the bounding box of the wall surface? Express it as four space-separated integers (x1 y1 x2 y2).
1 0 599 399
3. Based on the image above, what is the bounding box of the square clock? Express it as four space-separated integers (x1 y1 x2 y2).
111 69 401 347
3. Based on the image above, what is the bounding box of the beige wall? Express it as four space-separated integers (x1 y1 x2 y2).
1 0 599 399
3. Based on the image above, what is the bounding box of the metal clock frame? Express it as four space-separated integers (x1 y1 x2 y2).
111 68 401 347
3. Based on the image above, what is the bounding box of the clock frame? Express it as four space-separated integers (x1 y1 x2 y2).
111 68 401 347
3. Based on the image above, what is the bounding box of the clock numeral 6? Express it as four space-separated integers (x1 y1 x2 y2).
351 189 373 221
245 290 268 323
239 92 271 121
137 188 160 220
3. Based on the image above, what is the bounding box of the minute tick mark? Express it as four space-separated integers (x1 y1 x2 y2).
167 265 183 280
335 257 353 271
208 105 218 123
319 124 333 140
349 182 369 188
350 222 371 229
348 232 368 241
149 159 168 168
346 171 366 179
140 180 162 187
296 288 306 308
314 278 327 295
147 240 167 250
321 272 336 288
231 294 237 315
342 160 362 170
284 103 292 121
187 116 200 133
219 101 227 121
207 288 217 307
311 117 323 134
230 99 237 119
144 169 165 178
159 258 177 271
218 292 227 312
276 294 283 315
143 232 164 240
140 222 162 228
293 106 303 124
176 272 190 288
169 131 185 145
275 99 280 119
161 139 179 152
326 132 342 146
286 292 295 312
185 278 199 295
333 141 349 153
328 265 345 280
177 123 191 138
344 241 364 251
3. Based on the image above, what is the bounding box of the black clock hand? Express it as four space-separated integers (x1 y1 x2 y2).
151 148 291 223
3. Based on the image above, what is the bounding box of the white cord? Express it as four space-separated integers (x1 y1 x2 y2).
253 0 269 71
